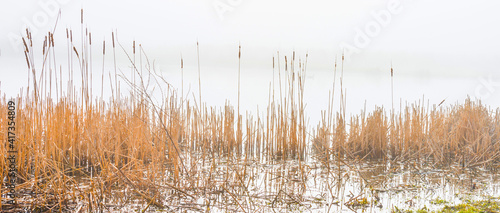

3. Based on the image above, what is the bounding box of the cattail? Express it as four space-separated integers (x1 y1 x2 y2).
43 36 47 55
391 64 395 115
70 29 73 42
133 40 135 54
73 46 79 58
22 37 29 53
103 40 105 55
112 32 115 48
285 56 287 71
50 32 55 47
24 51 30 69
438 99 446 107
66 28 69 39
81 8 83 24
89 32 92 45
47 32 51 47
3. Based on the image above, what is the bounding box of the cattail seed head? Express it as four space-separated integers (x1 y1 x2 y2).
133 40 135 54
181 58 183 69
81 9 83 24
50 33 55 47
43 36 47 55
89 32 92 45
66 28 69 38
73 46 79 58
103 40 106 55
24 51 30 69
22 37 28 53
238 45 241 59
112 32 115 48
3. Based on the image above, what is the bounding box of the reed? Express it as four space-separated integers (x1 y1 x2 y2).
2 19 500 212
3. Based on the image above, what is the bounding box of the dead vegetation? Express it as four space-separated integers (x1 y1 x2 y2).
0 13 499 212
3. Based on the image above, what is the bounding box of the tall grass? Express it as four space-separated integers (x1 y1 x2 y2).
313 97 500 167
1 17 499 211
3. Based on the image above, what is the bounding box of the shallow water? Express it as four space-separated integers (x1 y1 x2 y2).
141 157 500 213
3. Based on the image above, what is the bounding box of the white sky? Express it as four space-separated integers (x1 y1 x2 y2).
1 0 499 121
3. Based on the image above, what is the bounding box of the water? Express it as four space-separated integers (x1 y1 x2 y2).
141 157 500 212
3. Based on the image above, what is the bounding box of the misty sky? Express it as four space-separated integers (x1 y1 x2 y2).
1 0 499 120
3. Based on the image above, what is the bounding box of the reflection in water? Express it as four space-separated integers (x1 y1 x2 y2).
160 156 500 212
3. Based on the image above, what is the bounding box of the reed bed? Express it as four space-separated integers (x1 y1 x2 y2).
319 98 500 168
1 16 499 211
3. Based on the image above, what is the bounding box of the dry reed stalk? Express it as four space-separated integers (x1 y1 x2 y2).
197 41 202 107
112 31 117 101
237 44 242 157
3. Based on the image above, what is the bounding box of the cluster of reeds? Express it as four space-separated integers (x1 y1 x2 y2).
0 15 311 210
1 11 499 211
265 51 308 161
0 22 182 211
313 63 500 168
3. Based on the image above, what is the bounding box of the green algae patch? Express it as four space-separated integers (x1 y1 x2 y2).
393 199 500 213
438 200 500 213
431 198 449 205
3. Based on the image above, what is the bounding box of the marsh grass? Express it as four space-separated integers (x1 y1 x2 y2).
1 17 500 211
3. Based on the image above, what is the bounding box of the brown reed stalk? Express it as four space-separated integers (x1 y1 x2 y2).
237 44 242 156
197 41 202 107
112 31 117 101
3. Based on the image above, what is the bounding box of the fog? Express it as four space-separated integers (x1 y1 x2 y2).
1 0 499 124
